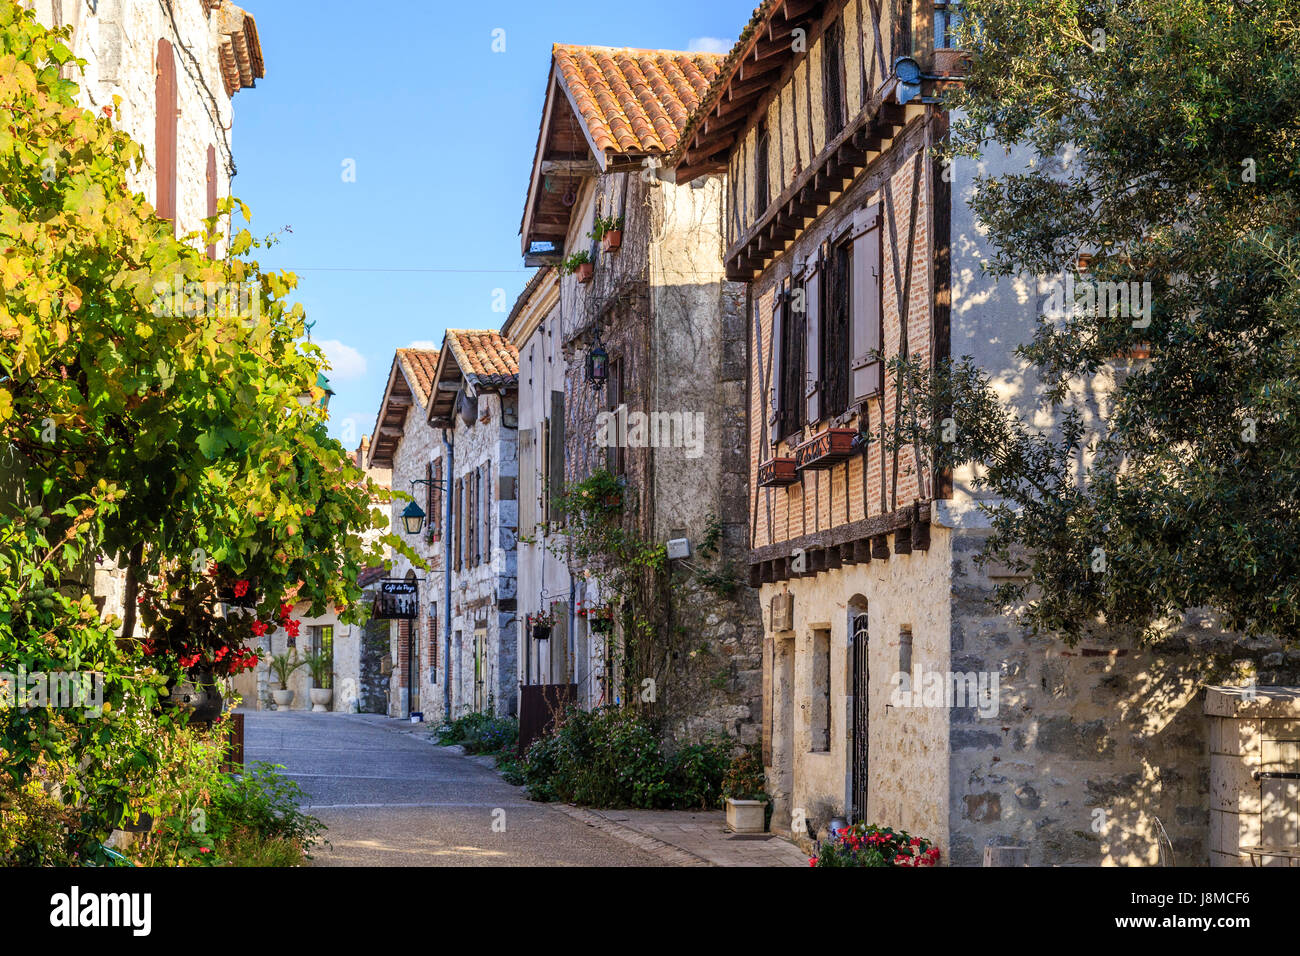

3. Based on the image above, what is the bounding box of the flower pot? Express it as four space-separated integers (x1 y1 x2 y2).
272 688 295 709
725 797 767 834
532 623 552 641
169 666 224 724
576 262 594 284
309 687 332 712
590 617 613 635
601 229 622 252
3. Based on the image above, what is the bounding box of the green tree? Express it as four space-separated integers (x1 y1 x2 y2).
0 0 419 846
915 0 1300 643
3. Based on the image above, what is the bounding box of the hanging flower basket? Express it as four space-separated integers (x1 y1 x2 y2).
532 622 552 641
166 665 224 724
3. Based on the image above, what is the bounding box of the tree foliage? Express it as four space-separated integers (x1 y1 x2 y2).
922 0 1300 642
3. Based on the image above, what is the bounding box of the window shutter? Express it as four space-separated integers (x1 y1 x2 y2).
155 39 178 227
768 290 784 441
549 390 565 524
430 614 438 683
539 418 550 525
804 250 823 424
425 462 434 528
432 457 443 540
455 478 464 571
205 145 217 259
483 462 491 563
518 429 536 537
851 205 883 402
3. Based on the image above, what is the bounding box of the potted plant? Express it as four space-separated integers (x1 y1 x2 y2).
579 603 615 635
721 745 769 834
528 607 557 640
301 648 333 712
561 250 593 284
589 214 624 252
269 650 302 709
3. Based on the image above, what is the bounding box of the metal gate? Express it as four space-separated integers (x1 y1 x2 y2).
851 612 869 823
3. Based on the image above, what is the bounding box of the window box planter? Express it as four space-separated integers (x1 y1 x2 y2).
757 457 799 487
576 262 594 284
795 427 857 471
601 229 622 252
725 797 767 834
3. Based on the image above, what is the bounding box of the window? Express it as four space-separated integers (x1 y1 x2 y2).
935 1 964 49
430 457 443 540
154 39 177 226
823 19 845 138
312 626 334 689
810 628 831 752
850 205 883 403
754 120 770 215
205 146 217 259
771 281 806 445
429 614 438 684
823 239 853 417
898 625 913 687
607 356 626 476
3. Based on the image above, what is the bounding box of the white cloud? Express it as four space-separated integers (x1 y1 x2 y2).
316 339 367 381
687 37 733 54
405 340 440 350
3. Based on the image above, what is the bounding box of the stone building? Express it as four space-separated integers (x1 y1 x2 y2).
26 0 263 252
23 0 263 624
672 0 1300 865
512 44 762 745
425 331 521 718
366 349 446 718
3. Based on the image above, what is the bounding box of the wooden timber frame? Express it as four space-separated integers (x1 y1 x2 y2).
665 0 961 582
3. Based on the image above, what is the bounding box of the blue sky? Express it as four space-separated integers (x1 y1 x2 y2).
229 0 755 448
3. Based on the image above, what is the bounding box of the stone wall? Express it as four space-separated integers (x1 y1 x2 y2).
448 390 518 717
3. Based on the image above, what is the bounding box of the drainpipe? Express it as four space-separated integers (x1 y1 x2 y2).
568 576 577 691
442 430 454 723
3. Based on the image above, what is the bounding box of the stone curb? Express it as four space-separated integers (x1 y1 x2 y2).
551 805 715 867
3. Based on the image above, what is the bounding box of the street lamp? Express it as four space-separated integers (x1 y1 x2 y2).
400 500 426 536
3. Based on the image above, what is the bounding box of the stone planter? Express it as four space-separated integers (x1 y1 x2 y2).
309 687 332 712
725 798 767 834
271 688 294 710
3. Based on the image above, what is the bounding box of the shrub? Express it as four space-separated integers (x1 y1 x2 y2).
810 823 940 868
720 745 768 802
436 712 519 755
210 761 327 858
520 706 730 809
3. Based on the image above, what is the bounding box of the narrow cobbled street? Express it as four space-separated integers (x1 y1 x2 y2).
244 711 666 867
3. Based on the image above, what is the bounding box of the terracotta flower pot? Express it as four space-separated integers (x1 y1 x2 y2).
576 262 594 284
601 229 622 252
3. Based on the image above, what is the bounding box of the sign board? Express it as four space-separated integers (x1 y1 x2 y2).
373 579 418 619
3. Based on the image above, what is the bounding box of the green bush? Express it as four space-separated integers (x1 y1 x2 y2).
520 706 731 809
810 823 940 868
721 745 768 802
210 761 327 858
435 712 519 755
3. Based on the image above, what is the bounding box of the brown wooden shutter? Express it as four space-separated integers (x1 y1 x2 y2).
768 289 784 443
539 418 550 525
804 250 823 424
205 145 217 259
483 462 491 563
432 457 443 540
155 39 177 227
518 429 535 536
430 613 438 682
851 204 883 402
454 478 463 571
425 461 434 527
549 390 565 524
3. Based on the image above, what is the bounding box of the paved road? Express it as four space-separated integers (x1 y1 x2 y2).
242 710 666 867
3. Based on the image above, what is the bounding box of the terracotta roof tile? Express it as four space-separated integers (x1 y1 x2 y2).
443 330 519 389
395 348 440 407
552 44 726 157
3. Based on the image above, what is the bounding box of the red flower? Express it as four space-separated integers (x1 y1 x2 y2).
102 105 112 117
199 846 211 854
279 602 293 623
808 857 818 867
233 580 250 598
286 619 301 638
251 620 267 637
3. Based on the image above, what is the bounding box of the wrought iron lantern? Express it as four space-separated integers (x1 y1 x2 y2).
400 500 426 536
586 341 609 390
